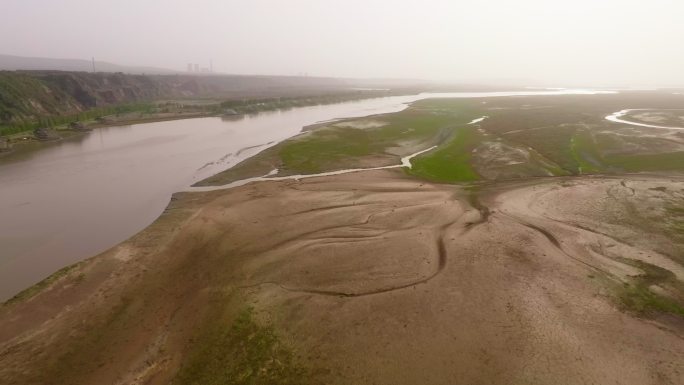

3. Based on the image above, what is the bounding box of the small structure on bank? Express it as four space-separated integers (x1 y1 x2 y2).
33 127 60 141
69 121 90 131
0 137 11 152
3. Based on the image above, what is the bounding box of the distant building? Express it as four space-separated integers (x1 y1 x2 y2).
187 63 193 72
194 64 200 72
0 137 11 152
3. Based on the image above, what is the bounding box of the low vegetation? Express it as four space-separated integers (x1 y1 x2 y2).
279 106 476 174
605 151 684 172
408 126 481 182
612 259 684 317
0 103 157 137
198 95 684 187
175 307 307 385
196 99 482 185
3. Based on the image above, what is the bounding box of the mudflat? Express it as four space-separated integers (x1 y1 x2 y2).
1 169 682 384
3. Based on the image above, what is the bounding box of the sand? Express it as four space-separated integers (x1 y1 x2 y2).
1 170 683 384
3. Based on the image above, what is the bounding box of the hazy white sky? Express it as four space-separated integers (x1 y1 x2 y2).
2 0 683 86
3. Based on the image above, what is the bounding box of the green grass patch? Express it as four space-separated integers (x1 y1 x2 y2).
276 103 480 174
174 307 307 385
195 101 482 186
664 204 684 244
619 283 684 317
570 129 604 174
40 295 135 383
0 100 157 137
666 205 684 217
408 126 482 182
279 127 380 173
504 125 580 174
528 149 570 176
604 151 684 172
612 259 684 317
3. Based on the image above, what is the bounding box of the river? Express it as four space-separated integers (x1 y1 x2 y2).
605 109 684 130
0 89 611 301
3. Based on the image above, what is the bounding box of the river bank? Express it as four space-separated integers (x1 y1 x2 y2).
0 93 435 301
0 90 411 157
0 111 213 158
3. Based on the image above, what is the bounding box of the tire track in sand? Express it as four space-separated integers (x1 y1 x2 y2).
498 212 613 276
237 220 456 298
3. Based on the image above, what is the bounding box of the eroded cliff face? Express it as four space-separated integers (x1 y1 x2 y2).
0 71 348 124
38 72 174 108
0 72 192 123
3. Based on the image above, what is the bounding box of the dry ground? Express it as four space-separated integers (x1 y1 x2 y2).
1 170 683 384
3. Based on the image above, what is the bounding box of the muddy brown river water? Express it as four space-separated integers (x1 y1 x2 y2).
0 90 609 301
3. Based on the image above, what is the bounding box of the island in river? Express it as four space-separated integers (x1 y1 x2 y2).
1 90 683 385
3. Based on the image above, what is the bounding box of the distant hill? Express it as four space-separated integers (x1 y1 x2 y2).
0 54 177 74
